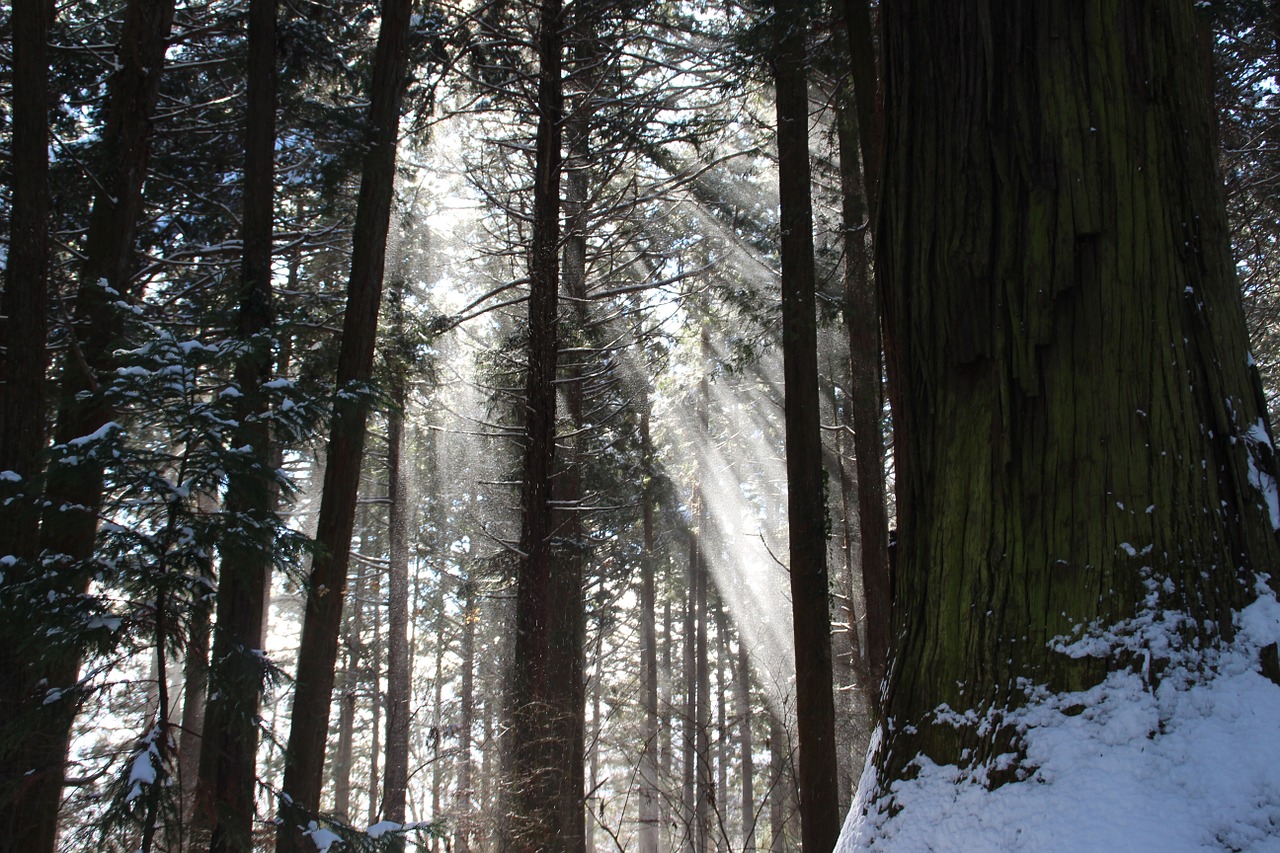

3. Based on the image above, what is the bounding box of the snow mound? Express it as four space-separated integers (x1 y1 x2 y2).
838 591 1280 851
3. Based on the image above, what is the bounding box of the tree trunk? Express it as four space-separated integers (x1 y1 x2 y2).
736 629 755 852
771 2 840 850
694 329 711 853
177 528 213 848
367 569 382 826
331 574 364 822
1 0 176 847
456 578 477 853
870 0 1280 811
503 0 577 847
0 0 51 565
0 0 53 844
273 0 412 845
682 536 696 853
835 89 891 690
638 399 660 853
383 300 413 839
767 712 787 853
194 0 279 847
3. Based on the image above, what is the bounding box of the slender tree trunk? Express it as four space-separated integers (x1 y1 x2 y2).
367 569 382 826
694 328 711 853
682 538 697 853
430 588 446 853
771 2 840 849
869 0 1280 813
661 590 674 847
193 0 279 847
1 0 175 847
383 277 412 839
456 579 477 853
767 713 786 853
638 399 660 853
835 83 890 690
177 533 213 847
736 631 755 852
273 0 412 845
331 574 364 822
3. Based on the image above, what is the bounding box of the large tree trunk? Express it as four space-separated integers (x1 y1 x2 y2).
869 0 1280 816
771 2 841 850
503 0 575 847
0 0 175 847
193 0 279 847
0 0 52 844
0 0 50 565
273 0 413 845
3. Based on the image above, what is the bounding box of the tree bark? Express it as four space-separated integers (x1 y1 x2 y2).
273 0 413 845
871 0 1280 807
194 0 279 847
771 2 841 850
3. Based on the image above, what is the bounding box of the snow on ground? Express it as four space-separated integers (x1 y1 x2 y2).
838 587 1280 851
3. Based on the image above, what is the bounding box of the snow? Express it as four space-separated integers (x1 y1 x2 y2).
304 822 343 853
124 725 164 805
838 586 1280 852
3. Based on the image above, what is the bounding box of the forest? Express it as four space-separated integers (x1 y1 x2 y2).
3 0 1280 851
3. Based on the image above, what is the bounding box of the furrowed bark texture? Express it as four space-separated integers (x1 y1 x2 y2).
771 2 841 850
274 0 412 846
874 0 1280 797
195 0 279 847
504 0 573 847
1 0 176 847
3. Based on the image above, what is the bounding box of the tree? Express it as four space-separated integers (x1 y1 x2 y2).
1 0 177 846
770 0 841 850
864 0 1280 825
835 0 892 688
0 0 53 845
193 0 281 847
502 0 579 846
273 0 415 846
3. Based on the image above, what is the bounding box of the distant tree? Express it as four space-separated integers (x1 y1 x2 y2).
867 0 1280 819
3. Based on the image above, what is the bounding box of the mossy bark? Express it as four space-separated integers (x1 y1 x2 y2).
874 0 1280 796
